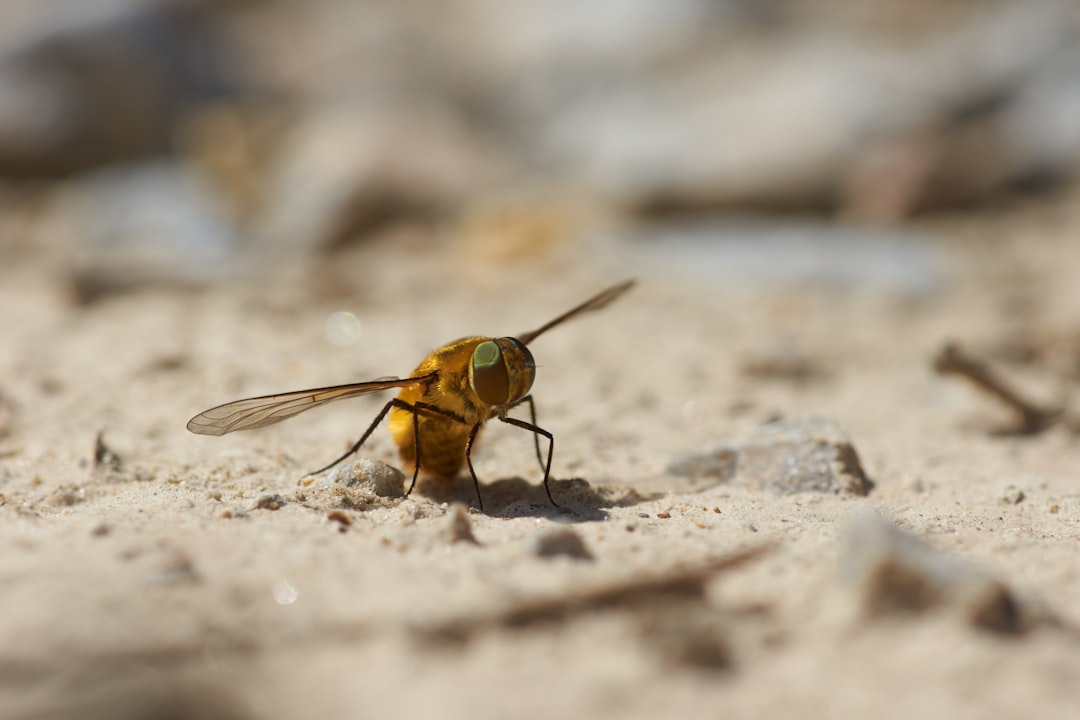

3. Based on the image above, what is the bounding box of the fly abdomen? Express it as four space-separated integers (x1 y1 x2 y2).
391 410 476 480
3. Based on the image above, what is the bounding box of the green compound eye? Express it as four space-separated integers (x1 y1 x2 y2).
471 340 510 405
474 340 499 368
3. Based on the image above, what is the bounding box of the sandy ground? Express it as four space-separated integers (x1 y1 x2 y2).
2 198 1080 720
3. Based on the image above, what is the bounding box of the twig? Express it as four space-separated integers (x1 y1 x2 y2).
934 342 1062 434
417 542 775 642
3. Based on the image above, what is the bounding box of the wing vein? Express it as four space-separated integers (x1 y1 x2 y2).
186 372 436 436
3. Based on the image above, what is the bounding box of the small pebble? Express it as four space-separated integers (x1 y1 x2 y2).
443 503 478 544
50 484 86 506
640 604 731 670
531 526 593 560
327 510 352 527
254 494 287 511
94 430 123 471
1000 486 1025 505
327 458 405 498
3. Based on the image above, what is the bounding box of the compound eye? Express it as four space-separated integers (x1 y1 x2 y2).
471 340 510 405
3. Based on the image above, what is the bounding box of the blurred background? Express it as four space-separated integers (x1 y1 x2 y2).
1 0 1080 300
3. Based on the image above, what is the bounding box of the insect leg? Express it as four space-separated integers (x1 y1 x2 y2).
463 422 485 512
300 398 399 482
498 415 558 509
300 398 454 491
411 402 468 425
405 399 422 497
401 401 469 498
508 394 544 472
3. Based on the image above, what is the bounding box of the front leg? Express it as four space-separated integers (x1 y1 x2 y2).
498 414 558 509
463 422 485 511
507 394 545 472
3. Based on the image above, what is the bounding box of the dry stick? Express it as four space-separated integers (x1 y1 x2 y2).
933 342 1062 434
418 542 775 642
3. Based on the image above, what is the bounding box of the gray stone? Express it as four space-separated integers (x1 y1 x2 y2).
669 416 872 496
326 458 406 498
839 513 1055 634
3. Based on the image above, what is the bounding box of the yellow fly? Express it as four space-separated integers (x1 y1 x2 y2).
187 280 635 510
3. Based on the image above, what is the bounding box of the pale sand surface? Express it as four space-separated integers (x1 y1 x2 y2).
2 202 1079 719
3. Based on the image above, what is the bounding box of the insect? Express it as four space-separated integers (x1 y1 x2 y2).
187 280 635 511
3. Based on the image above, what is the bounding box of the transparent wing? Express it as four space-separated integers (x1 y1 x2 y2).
186 373 436 436
516 279 636 345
